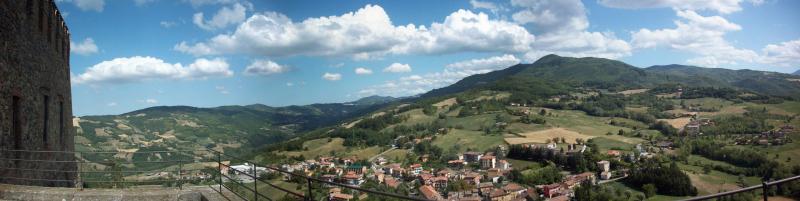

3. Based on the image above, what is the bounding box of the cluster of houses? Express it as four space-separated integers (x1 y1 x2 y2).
734 125 795 146
277 148 620 201
683 118 714 135
538 172 596 200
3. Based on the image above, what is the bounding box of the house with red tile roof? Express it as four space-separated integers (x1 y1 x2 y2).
419 185 443 200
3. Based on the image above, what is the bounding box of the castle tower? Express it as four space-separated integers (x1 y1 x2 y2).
0 0 75 187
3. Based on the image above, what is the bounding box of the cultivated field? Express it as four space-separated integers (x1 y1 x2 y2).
618 88 649 95
505 128 594 144
433 97 457 108
656 117 692 129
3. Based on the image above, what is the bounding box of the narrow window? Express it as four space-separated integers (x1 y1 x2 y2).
59 101 64 150
43 95 49 148
12 96 21 151
26 0 33 16
39 1 44 32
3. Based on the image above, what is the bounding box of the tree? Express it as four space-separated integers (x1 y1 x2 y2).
643 183 657 198
539 109 547 116
618 129 625 135
737 174 747 188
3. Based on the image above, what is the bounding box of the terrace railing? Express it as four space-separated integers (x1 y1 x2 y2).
0 148 429 201
204 148 429 201
680 175 800 201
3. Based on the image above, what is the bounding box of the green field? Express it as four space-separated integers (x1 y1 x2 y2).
382 149 411 163
678 161 762 195
444 113 504 131
278 138 347 159
431 129 505 153
536 108 646 145
604 181 689 201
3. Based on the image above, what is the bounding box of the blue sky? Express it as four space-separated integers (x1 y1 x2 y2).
57 0 800 116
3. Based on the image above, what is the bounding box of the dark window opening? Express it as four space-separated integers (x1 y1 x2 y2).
38 1 44 32
59 101 64 150
12 96 22 151
26 0 33 16
43 95 49 149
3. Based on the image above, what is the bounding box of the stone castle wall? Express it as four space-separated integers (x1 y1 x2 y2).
0 0 75 187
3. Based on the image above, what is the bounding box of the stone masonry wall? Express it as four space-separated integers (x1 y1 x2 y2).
0 0 75 187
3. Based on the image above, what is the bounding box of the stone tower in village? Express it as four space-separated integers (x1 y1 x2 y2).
0 0 76 187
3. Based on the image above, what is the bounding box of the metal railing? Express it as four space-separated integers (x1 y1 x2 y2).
680 175 800 201
0 148 429 201
0 149 212 189
204 148 429 201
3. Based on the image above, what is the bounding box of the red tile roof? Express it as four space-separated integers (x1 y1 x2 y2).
419 185 441 200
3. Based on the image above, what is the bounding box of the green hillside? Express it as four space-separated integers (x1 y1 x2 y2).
423 54 800 99
74 97 394 159
256 55 800 200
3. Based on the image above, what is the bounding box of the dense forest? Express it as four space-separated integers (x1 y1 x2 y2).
623 160 697 196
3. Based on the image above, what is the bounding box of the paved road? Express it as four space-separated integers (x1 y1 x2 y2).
598 175 627 184
369 147 397 162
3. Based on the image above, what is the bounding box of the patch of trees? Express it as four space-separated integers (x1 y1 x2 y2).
413 141 443 160
684 140 769 168
574 180 645 201
576 94 627 117
488 77 571 104
353 112 407 130
519 114 546 124
650 121 678 136
457 100 506 117
680 87 740 99
624 160 697 196
700 115 772 135
328 128 391 147
509 164 564 186
507 145 596 173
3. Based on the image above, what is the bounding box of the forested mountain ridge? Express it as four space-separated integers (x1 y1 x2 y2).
645 64 800 97
74 96 395 157
423 54 800 99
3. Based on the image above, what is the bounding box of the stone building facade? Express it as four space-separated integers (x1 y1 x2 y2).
0 0 75 187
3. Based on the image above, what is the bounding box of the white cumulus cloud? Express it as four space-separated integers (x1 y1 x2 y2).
322 73 342 81
759 39 800 67
183 0 239 7
383 63 412 73
469 0 507 15
193 3 247 31
69 0 105 12
160 21 177 28
354 67 373 75
598 0 763 14
510 0 632 61
631 10 757 67
70 38 99 55
72 56 233 85
360 55 519 97
215 86 229 94
243 59 289 76
446 54 520 71
174 4 535 59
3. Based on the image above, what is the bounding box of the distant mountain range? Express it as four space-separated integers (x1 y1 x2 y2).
73 55 800 156
74 96 394 156
794 69 800 75
424 54 800 98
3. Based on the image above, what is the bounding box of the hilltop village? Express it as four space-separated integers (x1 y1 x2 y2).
246 84 800 201
233 105 799 200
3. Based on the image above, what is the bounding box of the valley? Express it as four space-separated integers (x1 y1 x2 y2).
72 55 800 200
251 55 800 200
